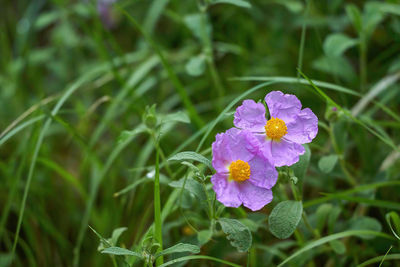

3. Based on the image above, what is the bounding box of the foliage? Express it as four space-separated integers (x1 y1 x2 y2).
1 0 400 266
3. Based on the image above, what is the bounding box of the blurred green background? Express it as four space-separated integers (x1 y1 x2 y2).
1 0 400 266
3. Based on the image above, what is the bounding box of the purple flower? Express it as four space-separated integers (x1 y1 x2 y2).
234 91 318 167
97 0 117 29
211 128 278 211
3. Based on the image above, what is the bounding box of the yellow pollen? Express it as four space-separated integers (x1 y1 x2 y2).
265 117 287 140
229 160 251 182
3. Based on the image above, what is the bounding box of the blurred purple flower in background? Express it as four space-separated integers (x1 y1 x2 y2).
211 128 278 211
97 0 117 28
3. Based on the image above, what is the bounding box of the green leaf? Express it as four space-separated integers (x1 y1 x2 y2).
240 213 268 232
323 33 358 57
197 230 212 246
110 227 127 246
350 216 382 240
161 111 190 124
185 55 206 77
315 204 333 232
218 218 252 252
211 0 251 9
34 11 60 30
363 2 385 38
97 227 128 251
386 211 400 240
378 3 400 16
346 4 363 33
329 240 346 255
101 247 142 258
277 230 393 267
273 0 303 13
312 56 356 82
184 13 212 42
327 206 341 234
118 125 147 144
318 155 338 173
155 243 200 259
0 253 13 267
168 151 213 170
169 178 207 202
269 201 303 239
159 255 242 267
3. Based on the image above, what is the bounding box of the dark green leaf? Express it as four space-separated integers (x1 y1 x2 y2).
218 218 252 252
184 13 211 42
318 155 338 173
161 111 190 124
169 178 207 202
110 227 127 246
269 201 303 239
312 56 356 82
323 33 358 57
350 216 382 240
118 125 147 144
386 212 400 240
185 55 206 77
155 243 200 259
101 247 142 258
211 0 251 9
329 240 346 255
197 230 212 246
315 204 333 232
168 151 213 170
346 4 362 32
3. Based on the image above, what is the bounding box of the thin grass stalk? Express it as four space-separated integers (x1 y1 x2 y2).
154 137 163 266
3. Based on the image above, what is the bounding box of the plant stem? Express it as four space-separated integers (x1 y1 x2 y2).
297 0 310 79
360 34 367 92
199 5 224 105
154 139 163 266
302 212 320 239
329 123 357 186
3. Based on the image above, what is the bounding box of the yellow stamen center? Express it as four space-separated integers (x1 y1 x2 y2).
229 160 251 182
265 117 287 140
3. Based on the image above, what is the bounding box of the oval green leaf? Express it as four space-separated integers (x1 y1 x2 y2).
269 201 303 239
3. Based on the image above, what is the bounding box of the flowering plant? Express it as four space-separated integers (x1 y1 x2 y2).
211 91 318 210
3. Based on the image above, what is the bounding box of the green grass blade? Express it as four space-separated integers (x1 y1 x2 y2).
304 181 400 208
159 255 242 267
357 253 400 267
278 230 394 267
118 5 205 129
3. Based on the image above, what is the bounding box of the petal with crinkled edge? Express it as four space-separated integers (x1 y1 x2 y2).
212 128 259 172
211 132 234 173
270 139 305 167
248 152 278 189
265 91 301 123
239 181 273 211
234 100 266 132
211 173 242 208
285 108 318 144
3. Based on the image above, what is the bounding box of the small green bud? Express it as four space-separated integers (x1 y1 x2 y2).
142 104 158 128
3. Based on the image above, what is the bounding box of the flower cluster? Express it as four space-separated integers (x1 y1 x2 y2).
211 91 318 211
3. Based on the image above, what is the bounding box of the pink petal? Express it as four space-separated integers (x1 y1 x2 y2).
239 181 273 211
265 91 301 124
234 100 266 132
270 139 305 167
285 108 318 144
248 152 278 189
211 173 242 208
